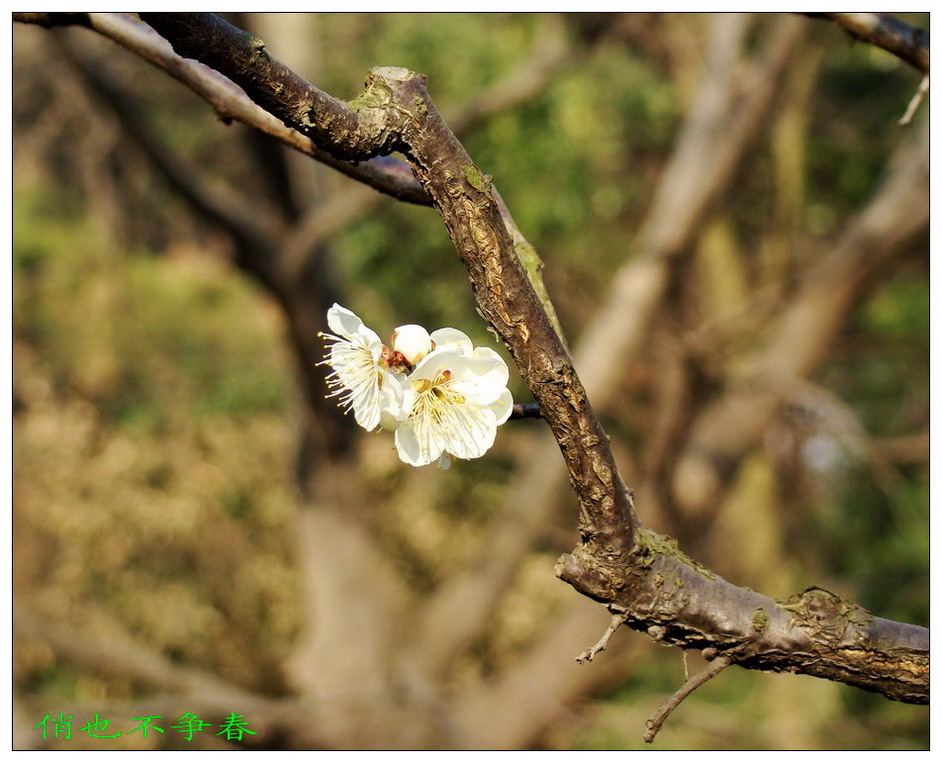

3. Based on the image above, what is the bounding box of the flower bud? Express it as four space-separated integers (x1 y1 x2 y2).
392 324 432 366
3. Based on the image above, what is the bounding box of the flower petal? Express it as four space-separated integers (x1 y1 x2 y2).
395 413 445 466
321 304 404 432
378 369 407 430
490 388 514 425
429 327 473 354
446 353 510 405
327 303 365 338
439 404 499 459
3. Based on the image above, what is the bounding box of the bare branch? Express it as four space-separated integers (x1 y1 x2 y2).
643 654 733 743
557 538 927 703
509 403 542 420
899 75 929 125
14 12 430 203
810 12 929 74
575 609 628 663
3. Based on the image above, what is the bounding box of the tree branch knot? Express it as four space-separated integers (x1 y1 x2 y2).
779 586 873 647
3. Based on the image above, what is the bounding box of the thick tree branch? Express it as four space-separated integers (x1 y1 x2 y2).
404 16 804 681
141 10 639 564
14 12 430 203
643 654 733 743
140 14 397 162
810 13 929 74
557 531 927 703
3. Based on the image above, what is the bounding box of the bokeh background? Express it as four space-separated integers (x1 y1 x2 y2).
13 12 928 750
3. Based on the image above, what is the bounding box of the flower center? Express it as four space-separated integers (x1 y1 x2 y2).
412 370 465 422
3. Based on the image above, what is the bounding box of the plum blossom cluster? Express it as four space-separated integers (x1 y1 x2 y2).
319 303 513 469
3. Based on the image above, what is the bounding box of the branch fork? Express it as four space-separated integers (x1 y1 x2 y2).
575 608 628 664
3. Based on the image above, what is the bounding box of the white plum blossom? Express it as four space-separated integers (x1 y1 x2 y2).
320 305 514 468
394 329 513 469
319 304 404 432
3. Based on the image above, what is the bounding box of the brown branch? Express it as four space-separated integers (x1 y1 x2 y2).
810 12 929 74
899 75 930 125
403 17 806 681
277 18 576 283
643 654 733 743
14 12 430 203
509 403 542 420
139 15 388 163
140 10 638 560
575 610 628 663
557 535 927 703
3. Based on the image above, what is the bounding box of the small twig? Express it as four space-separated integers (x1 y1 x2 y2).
575 610 627 663
899 75 929 125
509 403 542 420
643 654 733 743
